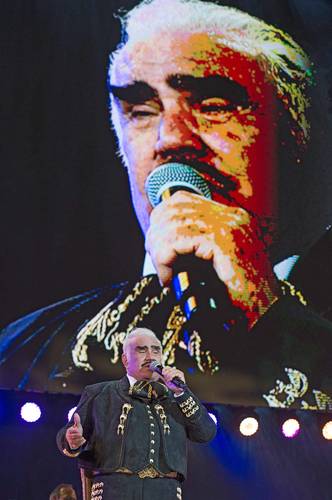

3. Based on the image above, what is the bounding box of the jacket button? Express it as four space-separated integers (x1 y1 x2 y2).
150 423 155 427
151 449 155 454
150 459 154 463
151 440 155 444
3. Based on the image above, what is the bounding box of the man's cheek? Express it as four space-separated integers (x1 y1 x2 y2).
201 121 259 175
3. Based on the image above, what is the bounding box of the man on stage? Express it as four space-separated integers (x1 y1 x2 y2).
57 328 216 499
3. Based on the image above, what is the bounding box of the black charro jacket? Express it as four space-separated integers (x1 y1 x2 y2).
56 376 217 480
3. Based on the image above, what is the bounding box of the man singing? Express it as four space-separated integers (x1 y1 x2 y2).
57 328 216 499
1 0 331 410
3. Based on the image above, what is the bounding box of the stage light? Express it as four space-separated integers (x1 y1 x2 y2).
239 416 259 436
282 418 300 438
67 406 77 422
322 420 332 440
20 402 41 423
208 412 218 425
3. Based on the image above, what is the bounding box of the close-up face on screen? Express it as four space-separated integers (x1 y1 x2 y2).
1 0 332 411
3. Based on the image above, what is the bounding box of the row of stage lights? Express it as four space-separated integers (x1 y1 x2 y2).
19 402 332 440
207 413 332 440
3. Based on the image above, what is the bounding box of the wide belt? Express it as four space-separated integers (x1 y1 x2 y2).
115 466 179 480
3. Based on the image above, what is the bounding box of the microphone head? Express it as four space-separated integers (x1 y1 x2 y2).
145 162 212 207
149 360 163 373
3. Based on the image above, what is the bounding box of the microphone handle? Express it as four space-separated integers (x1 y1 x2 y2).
160 186 222 323
171 256 222 320
170 376 187 390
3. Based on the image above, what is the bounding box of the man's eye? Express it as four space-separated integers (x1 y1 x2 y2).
197 98 238 114
129 105 159 119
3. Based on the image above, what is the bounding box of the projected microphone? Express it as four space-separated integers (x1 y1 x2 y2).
145 162 221 322
149 360 187 390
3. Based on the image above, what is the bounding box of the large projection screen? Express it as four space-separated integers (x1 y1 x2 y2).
1 0 332 410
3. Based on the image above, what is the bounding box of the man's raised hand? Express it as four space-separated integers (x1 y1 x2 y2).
65 413 86 450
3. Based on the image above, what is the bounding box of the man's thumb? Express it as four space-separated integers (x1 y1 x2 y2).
73 412 81 427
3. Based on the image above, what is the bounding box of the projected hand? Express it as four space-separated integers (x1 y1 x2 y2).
145 191 279 328
65 413 86 450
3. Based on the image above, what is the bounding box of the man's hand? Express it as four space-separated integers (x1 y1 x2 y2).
161 366 186 395
65 413 86 450
145 191 279 328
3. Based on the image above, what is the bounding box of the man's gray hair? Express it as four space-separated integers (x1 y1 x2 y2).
109 0 312 156
122 327 161 354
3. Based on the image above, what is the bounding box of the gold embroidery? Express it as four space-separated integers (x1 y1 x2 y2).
71 275 220 375
117 403 133 435
72 277 160 369
280 280 307 306
263 367 308 407
122 287 170 342
301 390 332 411
162 310 219 374
154 404 171 434
137 466 160 479
162 305 186 366
263 367 332 410
178 395 200 418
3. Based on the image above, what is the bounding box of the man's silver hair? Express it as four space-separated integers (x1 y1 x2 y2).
122 327 161 354
109 0 313 163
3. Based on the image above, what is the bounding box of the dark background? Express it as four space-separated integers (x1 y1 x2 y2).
1 0 332 327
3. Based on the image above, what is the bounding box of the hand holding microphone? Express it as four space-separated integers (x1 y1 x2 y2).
145 162 279 329
149 360 187 393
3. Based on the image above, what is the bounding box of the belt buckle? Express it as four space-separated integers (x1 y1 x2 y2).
138 466 160 479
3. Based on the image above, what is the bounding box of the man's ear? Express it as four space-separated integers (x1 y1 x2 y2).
121 352 128 369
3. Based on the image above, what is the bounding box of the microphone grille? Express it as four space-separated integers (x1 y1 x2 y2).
145 163 212 207
149 360 162 371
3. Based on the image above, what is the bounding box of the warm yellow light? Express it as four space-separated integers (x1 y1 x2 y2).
322 421 332 440
239 417 259 436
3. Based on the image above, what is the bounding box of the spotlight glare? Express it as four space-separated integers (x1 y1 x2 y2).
208 412 218 425
322 421 332 440
67 406 77 422
20 402 41 423
239 417 259 436
282 418 300 438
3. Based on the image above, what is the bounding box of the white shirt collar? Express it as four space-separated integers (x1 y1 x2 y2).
127 374 137 387
142 252 156 276
273 255 299 280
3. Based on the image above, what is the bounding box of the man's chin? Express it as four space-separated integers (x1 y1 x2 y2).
139 366 159 380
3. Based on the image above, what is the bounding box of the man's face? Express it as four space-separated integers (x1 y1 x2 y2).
111 32 279 235
122 334 162 380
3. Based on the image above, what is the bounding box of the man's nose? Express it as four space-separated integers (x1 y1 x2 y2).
145 348 155 359
155 104 202 156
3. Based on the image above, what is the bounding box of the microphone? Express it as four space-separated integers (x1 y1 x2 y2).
149 360 187 390
145 162 223 322
145 162 212 206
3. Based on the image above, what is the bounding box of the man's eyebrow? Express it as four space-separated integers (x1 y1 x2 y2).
134 344 161 349
167 74 250 104
109 81 158 104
